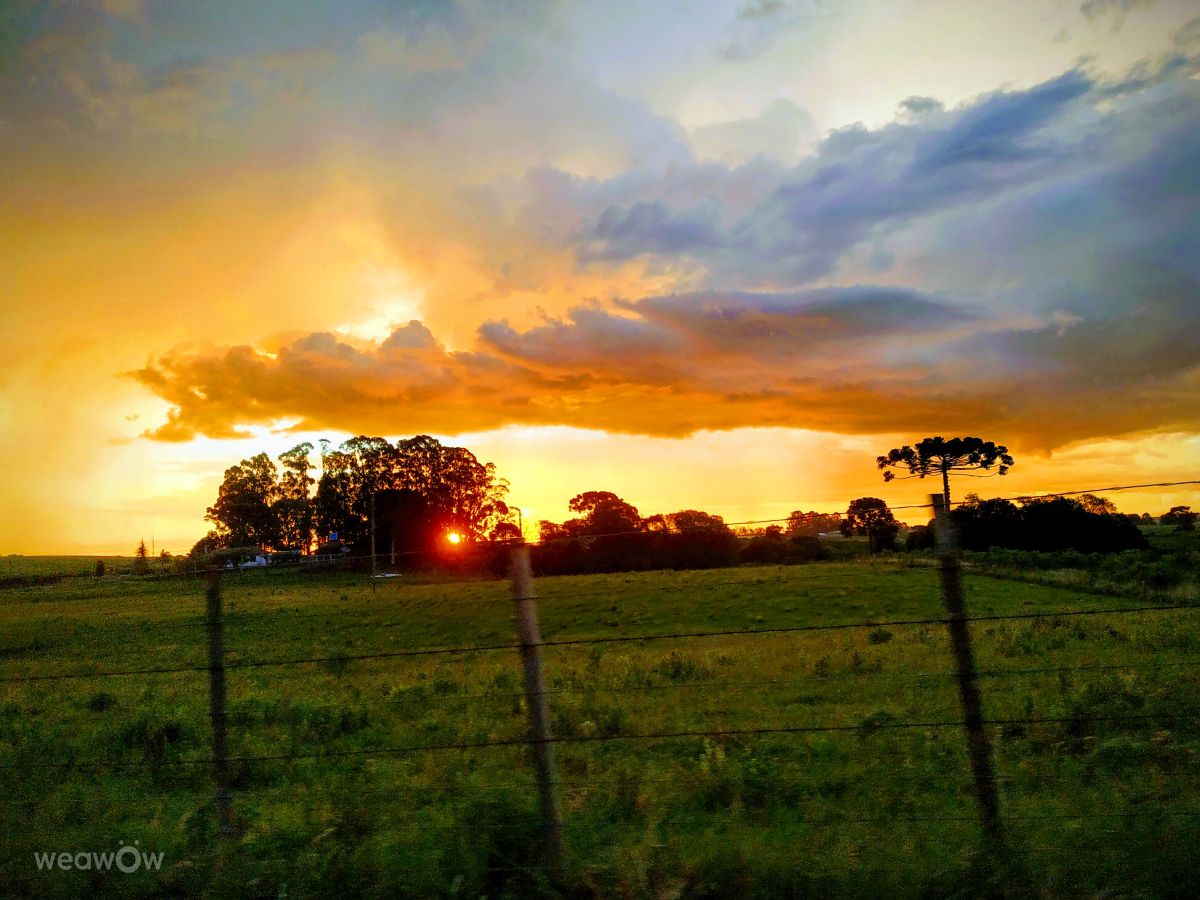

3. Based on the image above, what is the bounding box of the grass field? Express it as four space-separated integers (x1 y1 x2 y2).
1 556 129 579
2 561 1199 897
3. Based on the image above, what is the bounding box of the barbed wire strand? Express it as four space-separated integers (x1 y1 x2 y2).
6 597 1199 685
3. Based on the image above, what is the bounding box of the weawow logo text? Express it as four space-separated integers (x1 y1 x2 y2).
34 841 163 874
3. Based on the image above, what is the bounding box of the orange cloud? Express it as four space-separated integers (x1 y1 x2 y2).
132 287 1200 449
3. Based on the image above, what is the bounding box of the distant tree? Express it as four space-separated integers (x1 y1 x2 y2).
1077 494 1117 515
565 491 643 536
905 525 934 551
785 510 842 536
489 521 523 542
1162 506 1197 531
742 525 790 564
877 436 1013 508
660 509 740 568
666 509 728 534
641 513 669 533
133 539 149 575
1018 496 1146 552
94 559 106 577
538 520 571 542
840 498 900 553
951 496 1022 551
189 531 222 558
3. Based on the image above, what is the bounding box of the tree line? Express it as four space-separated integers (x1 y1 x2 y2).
180 431 1190 574
530 491 837 575
193 435 513 560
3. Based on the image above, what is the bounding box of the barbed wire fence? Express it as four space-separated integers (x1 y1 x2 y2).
2 480 1199 890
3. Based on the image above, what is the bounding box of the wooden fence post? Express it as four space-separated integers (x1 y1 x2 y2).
931 494 1004 851
509 543 566 884
205 572 234 837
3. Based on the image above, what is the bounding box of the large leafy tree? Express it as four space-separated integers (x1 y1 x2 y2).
840 497 900 554
564 491 643 536
205 453 281 548
314 443 355 545
308 434 510 550
398 438 510 539
274 442 315 552
877 436 1014 509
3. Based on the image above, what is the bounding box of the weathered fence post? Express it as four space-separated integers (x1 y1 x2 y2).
509 543 566 884
205 572 234 837
931 494 1004 851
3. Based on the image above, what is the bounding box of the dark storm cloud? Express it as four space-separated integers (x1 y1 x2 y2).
575 70 1099 281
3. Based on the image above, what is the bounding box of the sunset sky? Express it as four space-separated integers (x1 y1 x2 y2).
3 0 1199 555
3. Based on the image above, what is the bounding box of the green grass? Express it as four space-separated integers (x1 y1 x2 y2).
2 562 1198 897
0 555 128 579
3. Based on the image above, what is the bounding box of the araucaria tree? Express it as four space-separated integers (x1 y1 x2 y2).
133 539 149 575
877 436 1014 509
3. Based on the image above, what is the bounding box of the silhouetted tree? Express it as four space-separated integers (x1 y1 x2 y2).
950 496 1022 551
1077 493 1117 515
742 525 790 564
133 539 149 575
94 559 106 577
841 498 900 553
1018 496 1146 552
278 443 316 500
396 436 510 540
189 531 222 559
564 491 644 536
786 510 842 536
274 443 315 552
877 436 1014 508
489 522 522 542
274 498 314 553
376 488 436 563
905 525 934 551
307 435 509 554
206 453 281 548
1162 505 1197 531
659 509 739 569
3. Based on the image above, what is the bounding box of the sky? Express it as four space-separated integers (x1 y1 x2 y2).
2 0 1199 555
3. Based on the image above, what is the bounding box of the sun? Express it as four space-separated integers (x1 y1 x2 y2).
446 532 462 545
